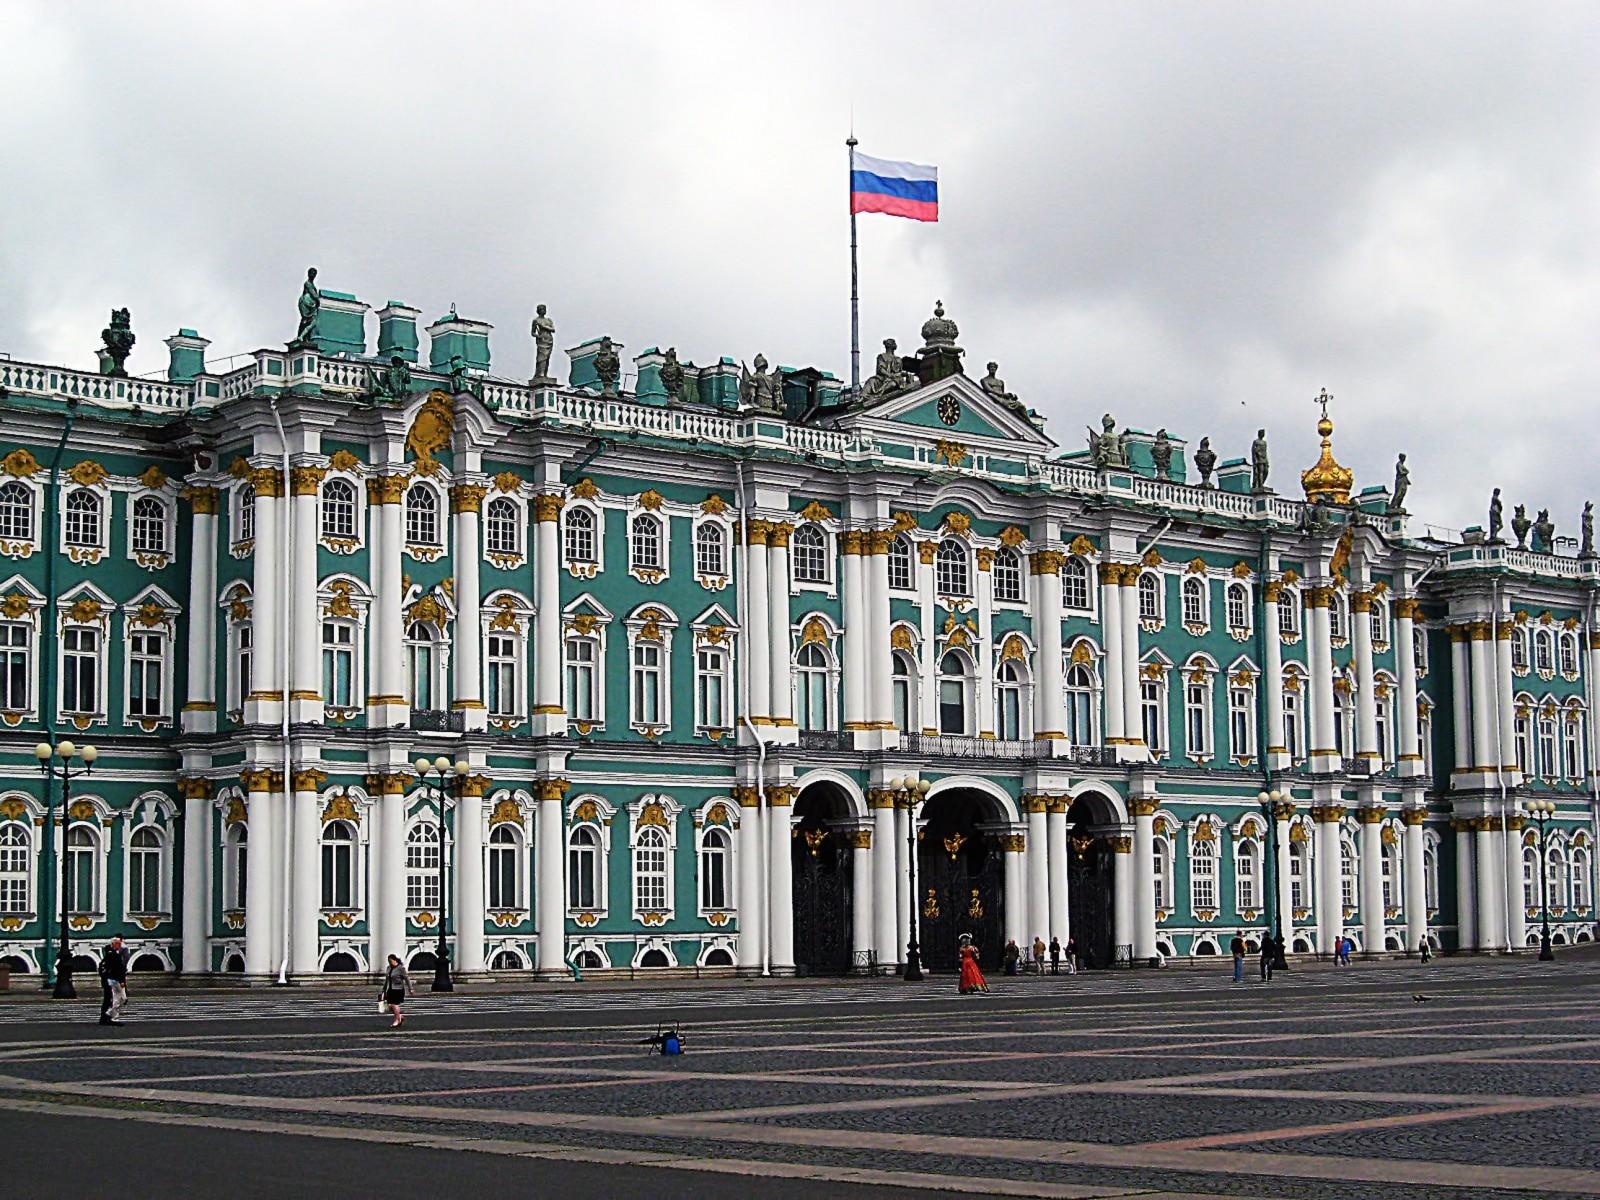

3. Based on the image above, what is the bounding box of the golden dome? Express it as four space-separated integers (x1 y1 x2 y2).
1301 392 1354 505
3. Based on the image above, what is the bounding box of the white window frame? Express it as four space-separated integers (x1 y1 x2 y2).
487 822 527 912
0 583 42 718
996 547 1029 606
1234 835 1260 912
1140 672 1168 757
1282 671 1304 762
404 817 444 914
231 482 255 554
1064 657 1099 749
791 523 831 587
694 642 732 733
794 637 838 732
320 818 361 912
124 821 170 918
888 534 915 591
995 657 1031 741
61 484 110 564
1181 575 1210 633
1277 586 1301 641
626 608 675 731
937 647 975 736
1560 630 1580 679
58 596 109 725
405 619 450 714
318 474 364 552
1512 626 1530 674
935 538 971 599
481 591 534 722
0 478 41 559
483 495 524 566
628 511 668 582
1228 678 1255 762
626 794 682 921
127 491 174 566
404 481 445 557
1189 837 1217 912
1225 581 1251 637
693 519 731 587
563 503 603 578
566 808 610 917
1535 628 1555 678
891 646 918 734
222 819 248 912
697 822 734 915
63 819 105 917
125 624 170 725
0 818 33 916
1183 664 1214 761
1138 571 1164 629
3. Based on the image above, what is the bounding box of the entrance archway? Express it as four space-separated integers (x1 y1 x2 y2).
917 789 1005 971
1066 791 1118 968
791 781 855 975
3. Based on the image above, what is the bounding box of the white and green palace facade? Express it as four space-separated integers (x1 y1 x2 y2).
0 288 1594 981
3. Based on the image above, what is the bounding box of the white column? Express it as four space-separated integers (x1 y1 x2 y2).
1032 553 1065 741
451 486 485 730
1132 798 1157 960
1119 575 1143 754
242 776 276 975
917 541 937 733
535 780 566 976
1495 623 1517 779
1026 797 1050 944
367 793 385 971
369 477 407 725
894 798 911 959
1314 805 1343 954
246 471 282 725
1307 592 1338 771
1263 582 1287 766
1403 807 1428 951
1469 627 1495 773
1003 834 1027 950
1358 805 1385 954
1395 602 1421 772
1454 819 1476 952
378 781 407 965
1274 804 1294 948
1449 628 1472 776
976 551 996 736
1046 799 1069 944
454 781 485 975
850 829 873 969
531 496 564 734
871 791 898 969
745 525 770 726
768 787 795 971
737 789 764 971
840 535 867 733
1352 592 1380 764
1112 835 1133 959
180 786 210 973
288 472 322 723
290 776 321 977
1504 813 1527 950
1099 564 1125 745
865 534 895 737
1475 818 1501 950
182 491 218 733
767 526 794 728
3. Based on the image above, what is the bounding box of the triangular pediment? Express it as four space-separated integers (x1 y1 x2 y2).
839 373 1055 453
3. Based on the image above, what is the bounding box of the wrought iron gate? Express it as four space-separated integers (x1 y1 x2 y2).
792 827 853 975
918 832 1004 972
1068 834 1115 968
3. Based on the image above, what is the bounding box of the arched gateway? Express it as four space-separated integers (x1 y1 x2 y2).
791 781 856 975
917 788 1006 972
1066 790 1119 968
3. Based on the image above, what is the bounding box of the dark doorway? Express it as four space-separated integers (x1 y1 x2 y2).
1066 794 1116 968
917 790 1004 972
791 783 855 975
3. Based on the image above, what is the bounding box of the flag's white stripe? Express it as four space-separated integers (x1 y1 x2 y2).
852 152 937 184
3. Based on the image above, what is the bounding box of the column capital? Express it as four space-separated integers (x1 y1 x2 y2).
1394 598 1422 620
363 772 409 796
1503 814 1526 831
867 787 897 809
745 518 772 546
248 466 285 498
975 546 995 572
864 529 895 554
1110 834 1133 853
458 774 493 798
918 539 939 565
1356 805 1386 824
1350 590 1376 613
768 785 796 807
240 768 275 793
1400 807 1427 826
535 777 570 803
531 492 565 521
999 832 1026 853
840 529 864 555
1021 793 1049 814
846 829 872 849
177 775 213 800
767 522 793 548
1046 797 1069 815
366 474 407 505
1132 796 1160 817
1310 804 1346 823
1304 586 1334 608
290 768 328 793
289 466 326 496
1029 549 1064 576
1467 621 1492 641
1271 800 1297 820
181 485 220 513
451 483 490 514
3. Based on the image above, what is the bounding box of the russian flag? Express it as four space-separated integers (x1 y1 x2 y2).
851 152 938 222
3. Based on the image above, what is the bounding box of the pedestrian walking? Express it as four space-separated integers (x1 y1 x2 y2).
1049 937 1061 975
381 954 413 1028
1229 932 1246 983
98 936 128 1025
1259 935 1273 981
957 935 990 994
1064 937 1079 975
1419 939 1432 963
1002 939 1020 976
1338 935 1353 966
1032 936 1046 974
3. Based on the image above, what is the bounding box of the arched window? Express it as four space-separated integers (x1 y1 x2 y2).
1560 631 1580 677
996 658 1028 740
1190 837 1217 910
1548 846 1569 910
631 514 662 571
1535 629 1554 675
321 820 355 909
1511 627 1529 673
1329 593 1348 642
1289 834 1310 911
1139 674 1166 756
1282 671 1304 761
1181 577 1207 628
1138 572 1161 623
891 649 916 733
64 490 101 548
564 507 596 564
996 548 1026 604
888 534 913 590
1332 688 1349 757
1514 704 1534 775
1369 598 1389 646
695 523 726 577
1339 835 1358 910
1522 845 1540 910
130 496 166 555
1572 848 1591 910
634 826 669 912
796 642 833 731
1065 661 1096 748
935 539 969 598
1423 841 1439 910
127 826 164 915
237 485 255 544
66 824 98 915
1538 710 1558 778
1184 668 1213 758
321 479 357 540
938 650 971 735
1381 836 1401 910
1152 835 1171 911
1228 675 1254 761
0 822 30 914
1277 588 1299 637
1564 712 1586 781
568 825 602 910
1060 556 1088 610
1225 582 1249 632
406 622 439 711
322 618 356 708
485 497 520 557
0 481 32 542
1235 836 1260 910
224 823 247 910
792 524 828 583
405 485 440 546
700 826 731 911
488 824 524 910
405 823 441 911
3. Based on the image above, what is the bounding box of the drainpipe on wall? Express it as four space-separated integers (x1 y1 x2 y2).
38 399 78 987
269 398 294 985
1491 579 1509 952
734 457 770 977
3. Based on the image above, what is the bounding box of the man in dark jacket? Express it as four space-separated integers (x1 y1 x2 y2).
1229 933 1246 983
98 936 128 1025
1048 937 1061 975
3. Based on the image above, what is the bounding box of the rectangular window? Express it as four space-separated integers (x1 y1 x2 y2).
321 621 354 708
1290 849 1305 910
127 630 164 718
633 642 662 725
0 620 29 711
696 647 727 729
1140 681 1163 755
1185 683 1210 756
237 623 252 708
487 632 518 717
62 627 99 715
1191 851 1216 910
565 637 596 721
1229 686 1252 759
1236 851 1257 910
1538 720 1558 778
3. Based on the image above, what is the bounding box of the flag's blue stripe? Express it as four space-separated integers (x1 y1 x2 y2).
850 171 938 204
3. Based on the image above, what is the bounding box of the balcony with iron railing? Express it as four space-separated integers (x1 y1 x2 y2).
409 710 466 734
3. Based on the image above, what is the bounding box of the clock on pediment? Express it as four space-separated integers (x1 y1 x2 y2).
936 395 961 426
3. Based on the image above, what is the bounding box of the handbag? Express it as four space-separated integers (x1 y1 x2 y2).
377 994 388 1013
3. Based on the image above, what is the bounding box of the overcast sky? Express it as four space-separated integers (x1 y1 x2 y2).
3 4 1597 537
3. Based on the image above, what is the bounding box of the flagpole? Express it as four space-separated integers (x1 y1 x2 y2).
847 134 860 391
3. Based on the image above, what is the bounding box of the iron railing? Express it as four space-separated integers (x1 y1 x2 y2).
410 710 466 733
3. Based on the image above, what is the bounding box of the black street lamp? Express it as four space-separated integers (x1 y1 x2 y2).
1256 788 1290 972
34 740 98 999
891 774 931 981
1527 797 1557 962
413 754 470 992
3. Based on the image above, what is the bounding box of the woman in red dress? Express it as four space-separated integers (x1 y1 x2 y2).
957 936 990 994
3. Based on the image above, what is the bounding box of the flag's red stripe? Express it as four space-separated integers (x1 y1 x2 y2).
851 193 938 222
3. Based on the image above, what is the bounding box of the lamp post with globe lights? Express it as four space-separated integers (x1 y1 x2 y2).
1256 788 1290 971
1527 797 1557 962
890 774 932 981
35 740 98 999
414 755 471 992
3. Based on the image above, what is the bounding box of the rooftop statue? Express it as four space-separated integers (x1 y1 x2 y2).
366 354 413 403
739 353 781 413
1488 488 1503 541
290 267 320 350
979 361 1030 420
1389 453 1410 512
100 308 135 378
1250 428 1270 492
861 338 916 399
530 303 555 382
1087 413 1128 470
1533 508 1555 554
1582 501 1595 559
1193 436 1217 488
1151 428 1173 480
593 336 620 398
1511 503 1531 550
660 346 685 401
447 353 482 400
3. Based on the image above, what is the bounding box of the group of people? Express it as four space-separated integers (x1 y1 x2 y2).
1228 932 1288 983
999 936 1080 976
